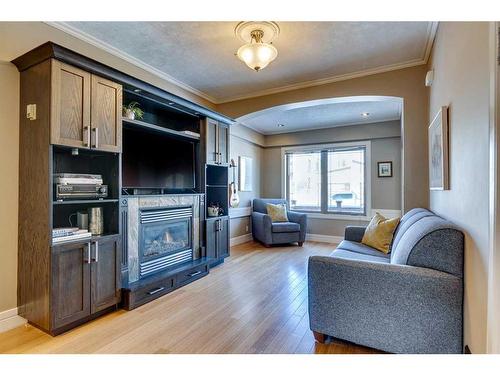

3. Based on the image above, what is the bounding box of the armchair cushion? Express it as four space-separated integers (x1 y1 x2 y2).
271 222 300 233
266 203 289 222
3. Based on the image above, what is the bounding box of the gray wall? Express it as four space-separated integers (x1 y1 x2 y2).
259 121 402 237
229 124 264 239
427 22 491 353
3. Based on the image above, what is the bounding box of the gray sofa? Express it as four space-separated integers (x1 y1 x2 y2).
252 198 307 247
308 208 464 354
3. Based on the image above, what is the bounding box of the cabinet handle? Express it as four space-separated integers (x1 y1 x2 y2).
148 287 165 295
188 270 202 277
83 126 90 147
92 127 99 149
91 241 99 262
84 242 91 264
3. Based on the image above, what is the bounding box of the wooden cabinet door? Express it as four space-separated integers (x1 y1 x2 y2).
51 241 91 329
51 60 91 148
205 219 218 259
90 236 121 314
218 217 230 259
205 118 218 165
217 123 229 166
91 75 122 153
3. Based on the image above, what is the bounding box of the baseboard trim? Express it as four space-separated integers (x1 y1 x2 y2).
306 234 344 244
230 233 253 246
0 307 27 333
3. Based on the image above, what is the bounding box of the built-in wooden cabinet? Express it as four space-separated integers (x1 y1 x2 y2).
51 241 91 329
51 235 120 331
90 75 122 152
90 236 121 313
51 60 122 152
51 61 91 149
206 216 229 264
204 118 229 166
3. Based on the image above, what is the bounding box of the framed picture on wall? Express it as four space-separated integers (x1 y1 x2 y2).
378 161 393 177
429 106 449 190
239 156 253 192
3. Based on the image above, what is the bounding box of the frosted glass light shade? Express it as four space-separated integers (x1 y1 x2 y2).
236 42 278 71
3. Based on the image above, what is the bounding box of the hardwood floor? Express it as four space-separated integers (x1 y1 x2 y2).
0 241 381 354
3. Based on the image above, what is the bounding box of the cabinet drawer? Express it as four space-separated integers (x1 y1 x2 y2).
124 277 175 309
176 264 209 286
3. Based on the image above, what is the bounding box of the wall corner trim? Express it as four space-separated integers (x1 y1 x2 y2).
0 308 27 333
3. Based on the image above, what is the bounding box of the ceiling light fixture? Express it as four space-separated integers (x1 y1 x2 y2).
277 123 285 128
235 21 279 72
361 112 370 118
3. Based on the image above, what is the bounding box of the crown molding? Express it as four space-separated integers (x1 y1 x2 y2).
216 58 427 104
46 21 438 105
245 117 402 136
45 21 218 104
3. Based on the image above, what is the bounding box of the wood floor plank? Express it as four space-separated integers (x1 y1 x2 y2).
0 241 381 354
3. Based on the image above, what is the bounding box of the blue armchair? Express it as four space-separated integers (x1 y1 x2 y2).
252 198 307 247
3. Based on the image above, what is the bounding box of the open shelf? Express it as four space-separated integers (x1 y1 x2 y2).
53 199 119 205
52 232 119 247
123 118 200 141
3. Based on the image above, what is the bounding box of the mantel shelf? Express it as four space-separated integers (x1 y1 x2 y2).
123 118 200 141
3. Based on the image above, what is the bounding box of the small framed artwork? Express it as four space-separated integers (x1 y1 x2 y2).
378 161 393 178
239 156 253 192
429 106 449 190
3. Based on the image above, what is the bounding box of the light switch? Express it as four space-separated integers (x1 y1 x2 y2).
26 104 37 121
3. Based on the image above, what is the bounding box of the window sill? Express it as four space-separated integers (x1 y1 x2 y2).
296 209 401 221
305 212 371 221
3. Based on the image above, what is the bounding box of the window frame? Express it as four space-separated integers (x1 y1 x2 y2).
281 141 372 220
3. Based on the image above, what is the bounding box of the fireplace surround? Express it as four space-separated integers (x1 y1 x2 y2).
125 194 202 283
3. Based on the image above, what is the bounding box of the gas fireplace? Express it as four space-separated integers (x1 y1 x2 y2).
139 206 193 277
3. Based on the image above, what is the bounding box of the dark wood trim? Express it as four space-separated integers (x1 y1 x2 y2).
313 330 326 343
11 42 235 126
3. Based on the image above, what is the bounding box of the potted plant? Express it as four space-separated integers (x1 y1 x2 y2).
122 101 144 120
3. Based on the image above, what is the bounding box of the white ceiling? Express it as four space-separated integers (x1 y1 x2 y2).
237 97 402 135
56 22 437 103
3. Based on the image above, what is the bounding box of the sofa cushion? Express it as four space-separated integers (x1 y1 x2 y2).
330 249 390 264
337 240 391 259
391 209 434 254
361 212 400 253
271 222 300 233
391 215 464 277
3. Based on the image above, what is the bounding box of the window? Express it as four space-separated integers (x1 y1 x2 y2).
284 142 369 216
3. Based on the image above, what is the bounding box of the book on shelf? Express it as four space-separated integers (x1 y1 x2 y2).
52 228 92 244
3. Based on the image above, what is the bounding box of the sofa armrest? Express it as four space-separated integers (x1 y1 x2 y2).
251 211 273 245
308 256 463 353
344 225 367 242
287 210 307 242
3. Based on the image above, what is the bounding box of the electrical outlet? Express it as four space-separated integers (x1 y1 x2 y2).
26 104 37 121
245 225 249 232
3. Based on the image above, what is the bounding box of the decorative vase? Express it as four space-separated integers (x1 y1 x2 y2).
125 109 135 120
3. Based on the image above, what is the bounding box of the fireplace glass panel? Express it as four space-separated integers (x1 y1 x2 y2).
141 219 190 260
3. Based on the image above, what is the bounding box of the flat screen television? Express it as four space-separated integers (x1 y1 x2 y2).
122 127 196 190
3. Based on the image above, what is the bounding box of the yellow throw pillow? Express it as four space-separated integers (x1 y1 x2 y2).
266 203 289 222
361 212 400 254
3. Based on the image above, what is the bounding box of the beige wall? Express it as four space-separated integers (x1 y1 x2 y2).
258 121 402 237
428 22 491 353
218 65 429 213
0 63 20 312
